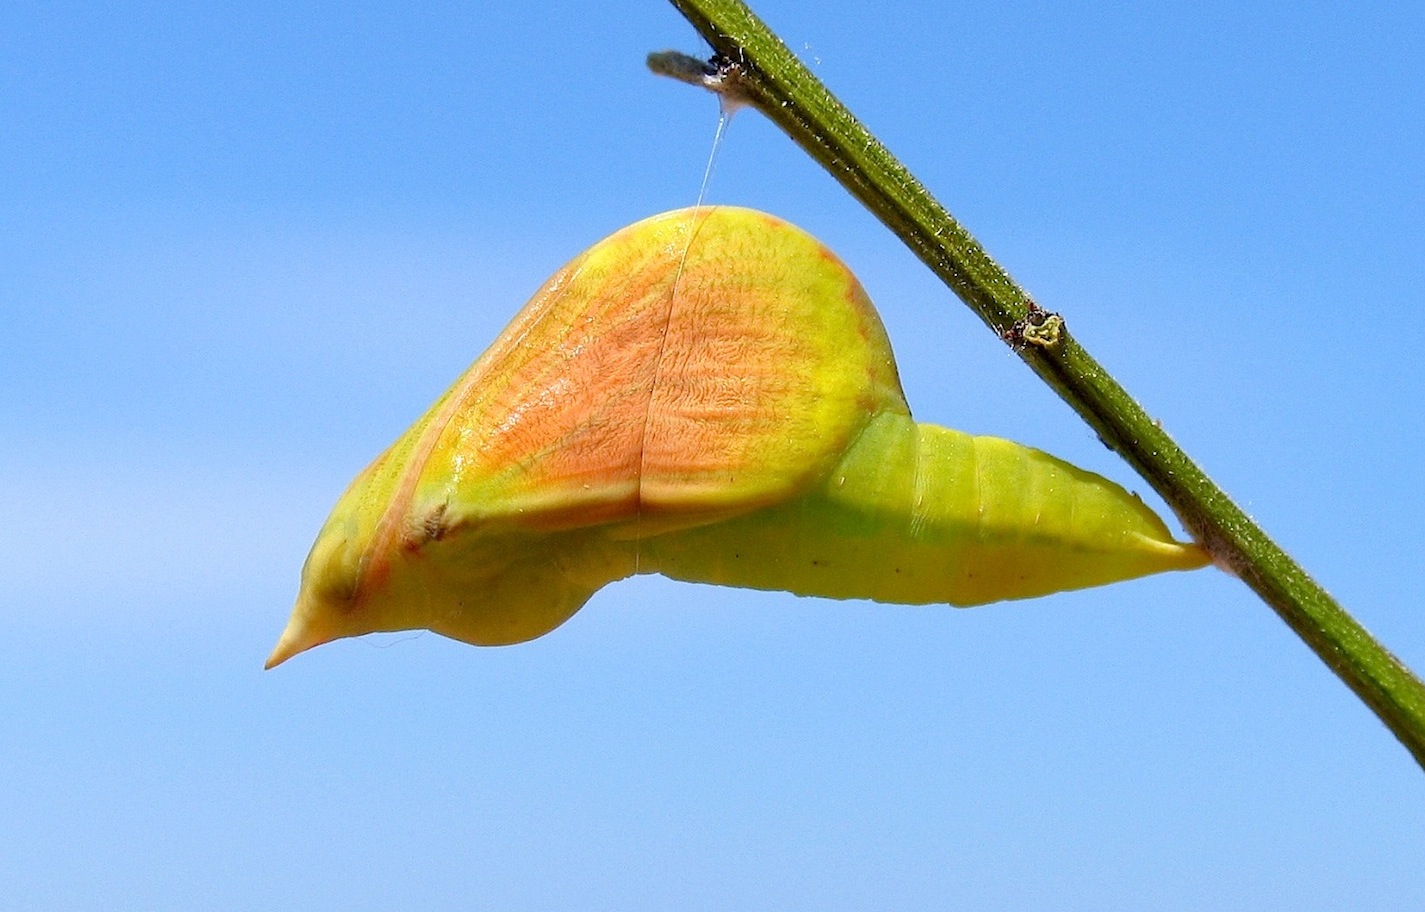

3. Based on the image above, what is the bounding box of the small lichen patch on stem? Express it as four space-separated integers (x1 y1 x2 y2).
1021 312 1064 348
1001 303 1065 350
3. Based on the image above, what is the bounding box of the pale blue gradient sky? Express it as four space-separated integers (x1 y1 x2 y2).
3 2 1424 909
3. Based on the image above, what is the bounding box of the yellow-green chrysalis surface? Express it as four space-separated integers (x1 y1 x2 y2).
267 207 1208 668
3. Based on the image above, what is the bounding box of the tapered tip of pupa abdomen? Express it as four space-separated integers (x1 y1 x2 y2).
1130 533 1213 574
975 532 1210 607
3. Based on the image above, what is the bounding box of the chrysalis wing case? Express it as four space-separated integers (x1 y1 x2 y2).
267 207 1207 668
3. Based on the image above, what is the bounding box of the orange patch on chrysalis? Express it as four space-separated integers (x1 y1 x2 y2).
398 208 906 535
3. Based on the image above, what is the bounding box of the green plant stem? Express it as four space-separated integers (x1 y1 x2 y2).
655 0 1425 769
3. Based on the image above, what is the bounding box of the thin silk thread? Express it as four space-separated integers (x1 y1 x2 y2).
633 108 735 576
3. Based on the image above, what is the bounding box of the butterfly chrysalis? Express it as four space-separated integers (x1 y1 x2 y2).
267 207 1206 668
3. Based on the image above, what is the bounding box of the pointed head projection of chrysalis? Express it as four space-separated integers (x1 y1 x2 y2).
267 207 907 668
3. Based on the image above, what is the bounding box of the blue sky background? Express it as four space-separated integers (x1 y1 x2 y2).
4 1 1424 908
